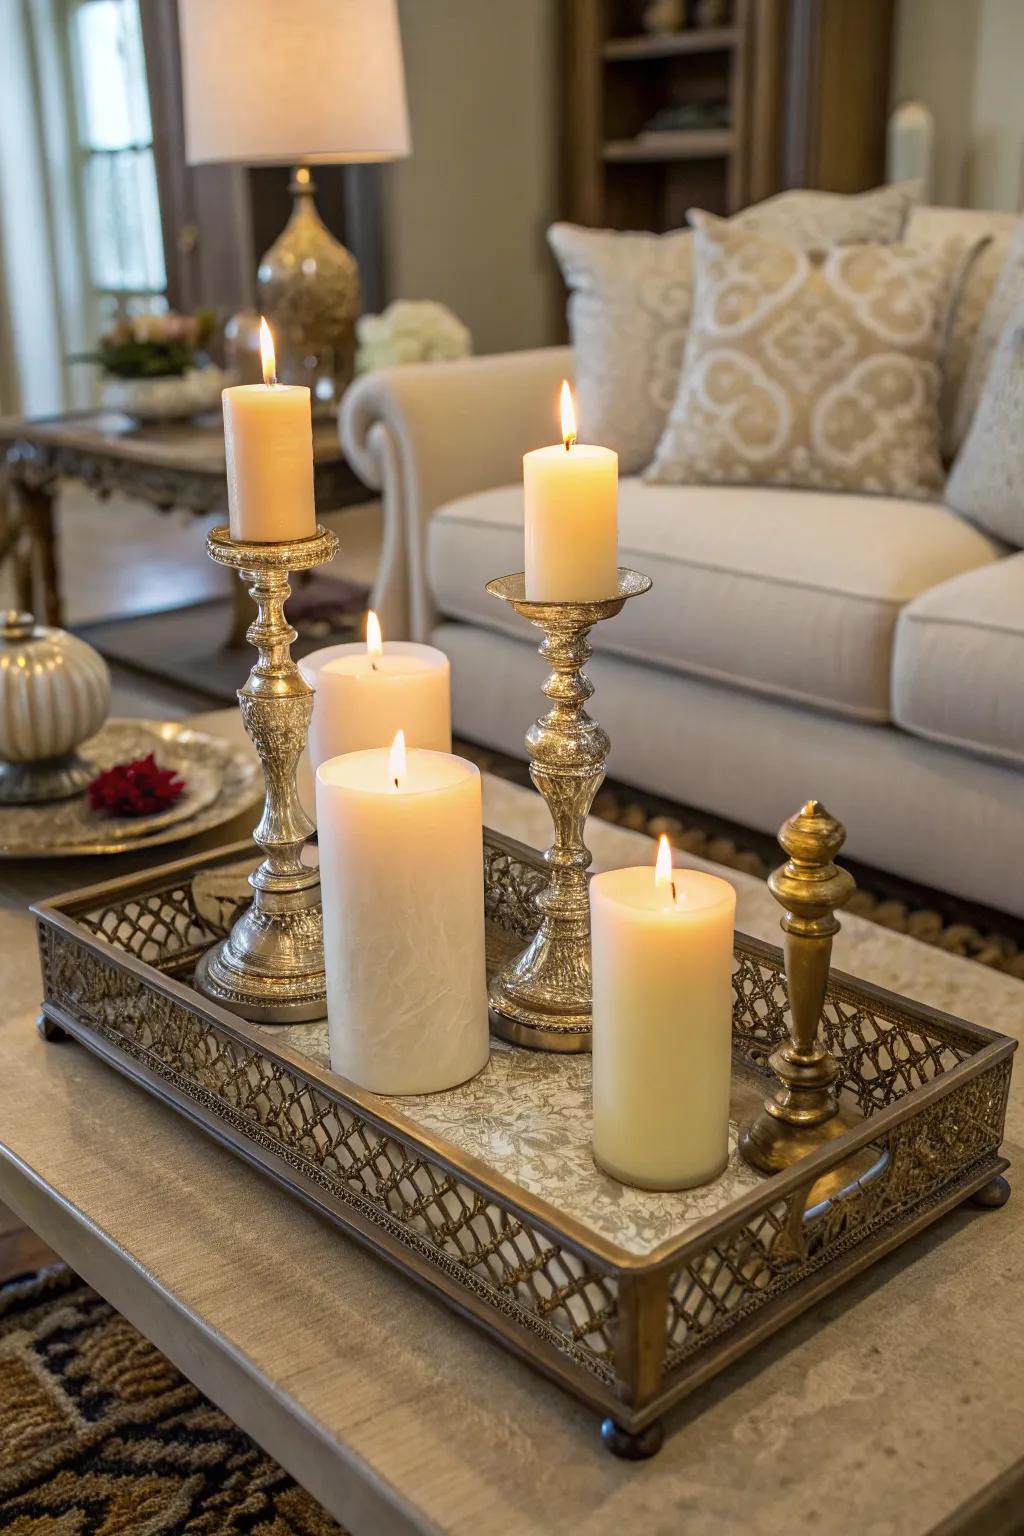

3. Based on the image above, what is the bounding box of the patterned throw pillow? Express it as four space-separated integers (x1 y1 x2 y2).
732 181 919 248
952 216 1024 450
946 305 1024 546
548 185 921 478
646 214 963 498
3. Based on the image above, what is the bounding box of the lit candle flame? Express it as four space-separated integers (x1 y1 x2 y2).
259 316 277 387
366 610 383 665
560 379 577 452
655 834 677 904
388 727 406 791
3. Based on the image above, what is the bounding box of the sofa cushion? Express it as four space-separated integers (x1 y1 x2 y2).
427 480 999 722
892 556 1024 766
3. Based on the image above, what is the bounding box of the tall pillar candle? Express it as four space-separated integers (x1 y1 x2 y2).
222 318 316 543
590 838 736 1189
316 734 489 1095
299 612 451 772
524 380 618 601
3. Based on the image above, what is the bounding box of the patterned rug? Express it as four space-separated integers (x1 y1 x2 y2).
0 1265 344 1534
457 742 1024 982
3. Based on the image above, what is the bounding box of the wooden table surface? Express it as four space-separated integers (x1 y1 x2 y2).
2 712 1024 1535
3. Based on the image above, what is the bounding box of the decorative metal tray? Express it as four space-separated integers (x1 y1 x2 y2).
33 832 1015 1453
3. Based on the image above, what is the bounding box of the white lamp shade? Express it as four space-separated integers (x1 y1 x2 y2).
179 0 411 166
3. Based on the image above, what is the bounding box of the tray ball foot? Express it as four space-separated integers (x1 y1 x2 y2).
969 1174 1010 1209
600 1416 665 1460
37 1014 69 1043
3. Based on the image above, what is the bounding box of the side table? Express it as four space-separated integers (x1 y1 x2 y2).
0 410 366 643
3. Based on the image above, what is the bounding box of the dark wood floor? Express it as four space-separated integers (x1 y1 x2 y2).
0 1201 57 1283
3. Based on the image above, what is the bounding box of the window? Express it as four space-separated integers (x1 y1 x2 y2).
67 0 166 307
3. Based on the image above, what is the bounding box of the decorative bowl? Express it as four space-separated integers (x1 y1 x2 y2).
100 366 234 423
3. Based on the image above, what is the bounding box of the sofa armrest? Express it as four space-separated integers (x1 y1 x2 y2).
341 346 573 639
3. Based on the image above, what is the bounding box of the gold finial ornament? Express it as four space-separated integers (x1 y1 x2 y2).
739 799 856 1173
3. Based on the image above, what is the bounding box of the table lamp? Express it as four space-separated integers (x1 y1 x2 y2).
179 0 410 412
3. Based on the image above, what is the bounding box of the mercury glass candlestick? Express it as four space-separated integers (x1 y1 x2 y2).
194 524 338 1023
485 569 652 1052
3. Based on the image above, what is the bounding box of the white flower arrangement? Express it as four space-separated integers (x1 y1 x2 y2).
356 300 472 374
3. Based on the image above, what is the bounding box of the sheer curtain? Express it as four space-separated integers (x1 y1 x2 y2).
0 0 93 415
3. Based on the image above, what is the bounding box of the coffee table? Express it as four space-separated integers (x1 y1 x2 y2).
0 411 365 642
1 708 1022 1535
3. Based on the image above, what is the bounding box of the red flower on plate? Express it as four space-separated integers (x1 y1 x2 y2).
88 754 187 818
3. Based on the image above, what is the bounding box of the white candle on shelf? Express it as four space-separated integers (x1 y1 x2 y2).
590 836 736 1190
524 380 618 602
316 730 489 1096
222 317 316 543
299 610 451 773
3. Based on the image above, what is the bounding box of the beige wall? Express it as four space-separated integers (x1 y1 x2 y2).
383 0 562 355
892 0 1024 210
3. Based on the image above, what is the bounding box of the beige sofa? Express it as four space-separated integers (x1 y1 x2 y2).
342 229 1024 918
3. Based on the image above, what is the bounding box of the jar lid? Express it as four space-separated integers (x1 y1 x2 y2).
1 611 36 642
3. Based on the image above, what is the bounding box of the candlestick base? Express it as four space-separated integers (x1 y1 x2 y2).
484 570 652 1053
193 526 338 1024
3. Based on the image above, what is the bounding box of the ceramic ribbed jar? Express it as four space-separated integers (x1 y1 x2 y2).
0 611 110 803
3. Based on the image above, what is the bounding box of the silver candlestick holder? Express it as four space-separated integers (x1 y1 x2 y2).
194 524 338 1024
485 569 652 1052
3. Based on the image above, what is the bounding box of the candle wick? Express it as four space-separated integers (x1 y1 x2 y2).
393 777 399 791
371 660 378 672
671 880 678 903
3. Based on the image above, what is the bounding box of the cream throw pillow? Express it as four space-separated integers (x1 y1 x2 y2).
646 215 962 498
946 306 1024 546
548 184 920 477
952 216 1024 449
548 223 694 476
731 181 919 248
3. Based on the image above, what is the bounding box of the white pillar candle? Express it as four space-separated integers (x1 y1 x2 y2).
524 381 618 602
222 318 316 543
299 611 451 773
316 733 489 1095
590 837 736 1190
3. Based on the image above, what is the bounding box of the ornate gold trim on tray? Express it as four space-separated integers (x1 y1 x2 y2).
32 831 1015 1456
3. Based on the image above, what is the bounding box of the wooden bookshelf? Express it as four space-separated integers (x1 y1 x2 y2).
563 0 896 233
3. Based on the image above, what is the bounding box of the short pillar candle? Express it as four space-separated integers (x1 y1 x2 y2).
590 839 737 1189
316 733 489 1096
299 612 451 773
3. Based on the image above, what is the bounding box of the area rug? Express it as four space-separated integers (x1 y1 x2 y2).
0 1265 344 1534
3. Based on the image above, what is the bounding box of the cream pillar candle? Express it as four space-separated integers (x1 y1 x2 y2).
316 732 489 1095
590 838 736 1190
222 318 316 543
524 380 618 601
299 611 451 773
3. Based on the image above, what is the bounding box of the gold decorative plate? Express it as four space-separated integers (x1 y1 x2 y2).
0 720 260 858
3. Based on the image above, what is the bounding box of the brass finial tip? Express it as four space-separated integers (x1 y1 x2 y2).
778 799 847 865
